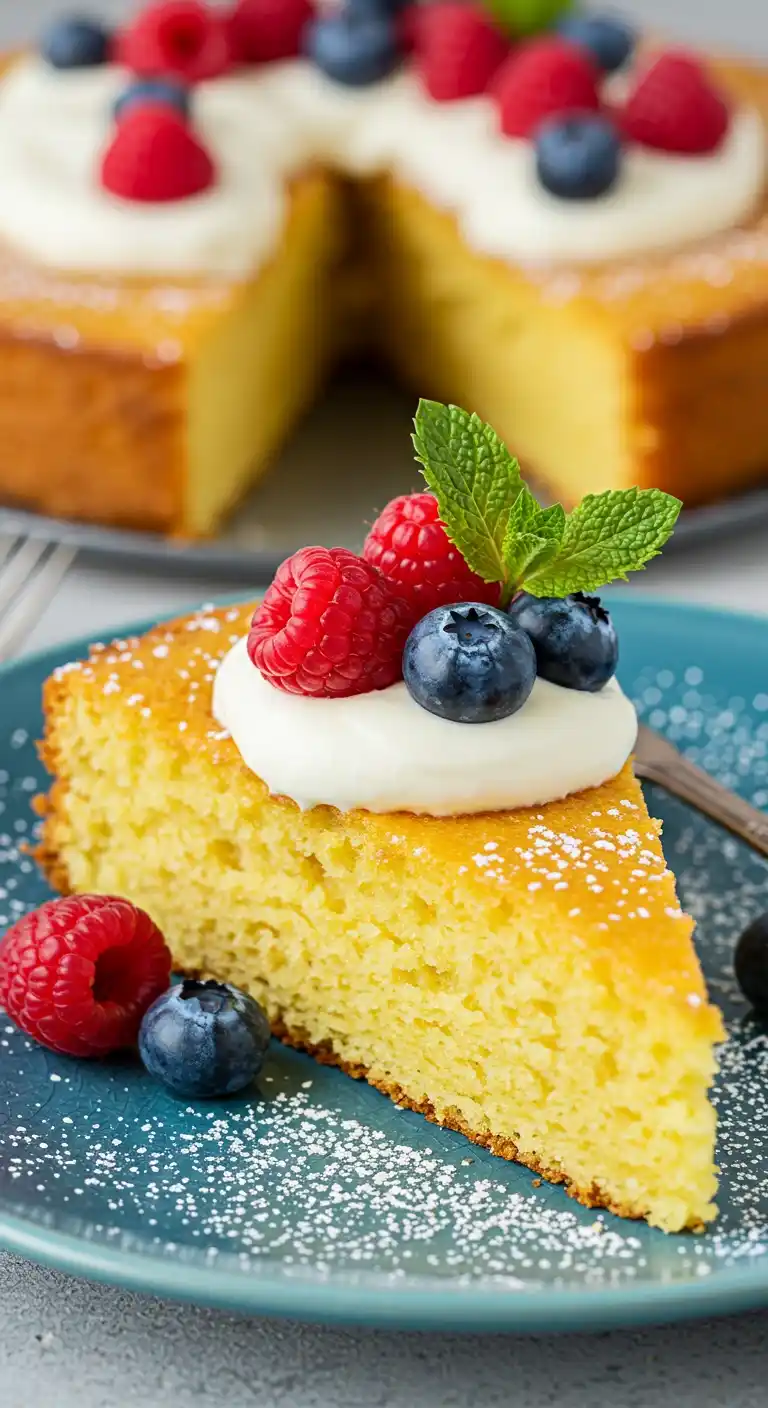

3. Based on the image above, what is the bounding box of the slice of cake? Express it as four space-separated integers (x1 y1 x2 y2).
0 4 767 532
36 401 724 1231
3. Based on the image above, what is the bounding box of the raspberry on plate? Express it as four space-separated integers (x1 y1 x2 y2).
248 546 412 697
363 493 500 619
101 104 216 203
493 36 600 139
415 2 511 103
228 0 312 65
0 895 172 1058
621 51 730 155
117 0 233 83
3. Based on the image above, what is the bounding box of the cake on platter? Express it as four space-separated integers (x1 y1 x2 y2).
0 1 766 535
7 399 725 1234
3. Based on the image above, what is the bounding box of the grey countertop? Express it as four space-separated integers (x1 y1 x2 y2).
4 1 768 1404
2 1252 768 1408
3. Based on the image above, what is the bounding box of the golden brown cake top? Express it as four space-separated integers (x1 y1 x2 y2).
44 600 724 1035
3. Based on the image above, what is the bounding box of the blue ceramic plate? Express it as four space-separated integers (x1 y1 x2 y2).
2 595 768 1333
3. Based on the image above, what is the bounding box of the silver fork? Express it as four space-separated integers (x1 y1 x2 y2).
635 721 768 860
0 535 76 663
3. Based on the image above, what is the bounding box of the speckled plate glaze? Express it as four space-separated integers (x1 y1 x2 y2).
2 595 768 1333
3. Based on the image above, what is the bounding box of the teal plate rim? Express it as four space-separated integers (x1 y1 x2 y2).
3 1204 768 1333
2 592 768 1334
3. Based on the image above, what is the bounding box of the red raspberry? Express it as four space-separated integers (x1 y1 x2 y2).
397 4 423 58
621 52 730 155
101 103 216 202
416 3 511 102
228 0 312 65
493 37 600 139
248 546 412 697
0 895 172 1059
117 1 233 83
364 493 500 619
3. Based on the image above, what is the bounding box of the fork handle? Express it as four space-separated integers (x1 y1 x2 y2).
638 751 768 859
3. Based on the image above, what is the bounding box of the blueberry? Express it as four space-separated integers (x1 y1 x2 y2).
403 603 536 724
41 14 111 69
735 915 768 1014
139 979 271 1099
507 592 618 692
345 0 408 13
114 79 191 124
305 10 399 86
557 13 636 73
536 113 622 201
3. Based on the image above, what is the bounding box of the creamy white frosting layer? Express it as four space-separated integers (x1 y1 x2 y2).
212 636 638 816
0 55 764 278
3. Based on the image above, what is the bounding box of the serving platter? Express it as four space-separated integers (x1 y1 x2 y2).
1 594 768 1331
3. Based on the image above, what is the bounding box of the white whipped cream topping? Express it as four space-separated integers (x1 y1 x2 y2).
212 636 638 816
0 55 764 277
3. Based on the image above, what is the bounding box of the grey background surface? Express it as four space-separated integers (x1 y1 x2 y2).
4 1 768 1405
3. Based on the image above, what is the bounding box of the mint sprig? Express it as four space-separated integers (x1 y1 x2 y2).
482 0 574 39
502 492 565 585
412 401 524 585
413 399 681 606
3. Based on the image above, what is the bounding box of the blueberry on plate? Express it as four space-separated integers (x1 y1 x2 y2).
507 592 618 692
41 14 111 69
536 113 622 201
403 602 536 723
305 9 399 86
114 79 191 123
734 915 768 1014
139 979 271 1098
557 13 636 73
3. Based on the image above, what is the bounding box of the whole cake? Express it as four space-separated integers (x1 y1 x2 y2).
0 1 766 534
34 400 725 1232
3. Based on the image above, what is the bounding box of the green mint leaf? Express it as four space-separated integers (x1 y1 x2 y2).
482 0 574 39
522 488 682 598
412 399 524 585
501 492 565 601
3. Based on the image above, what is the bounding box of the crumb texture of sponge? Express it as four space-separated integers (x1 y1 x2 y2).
38 603 725 1233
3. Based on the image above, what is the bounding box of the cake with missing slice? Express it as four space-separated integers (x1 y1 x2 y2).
37 400 724 1231
0 3 767 532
